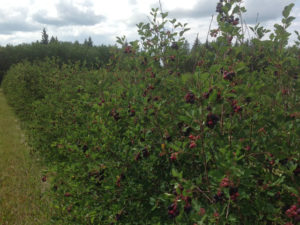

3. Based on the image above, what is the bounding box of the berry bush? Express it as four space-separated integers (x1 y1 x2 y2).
2 1 300 224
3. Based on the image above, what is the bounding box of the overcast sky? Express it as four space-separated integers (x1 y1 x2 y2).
0 0 299 46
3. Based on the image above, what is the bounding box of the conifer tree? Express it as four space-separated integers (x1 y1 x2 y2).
191 33 200 54
41 28 49 45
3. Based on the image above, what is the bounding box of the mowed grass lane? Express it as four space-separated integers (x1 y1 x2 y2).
0 88 52 225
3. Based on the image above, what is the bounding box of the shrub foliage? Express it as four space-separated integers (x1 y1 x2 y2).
2 1 300 224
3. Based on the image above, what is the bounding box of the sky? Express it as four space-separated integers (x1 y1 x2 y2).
0 0 299 47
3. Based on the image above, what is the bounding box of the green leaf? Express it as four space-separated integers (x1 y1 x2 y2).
161 12 168 19
170 18 176 24
271 176 285 186
283 184 298 195
171 168 182 179
282 3 294 18
236 62 246 73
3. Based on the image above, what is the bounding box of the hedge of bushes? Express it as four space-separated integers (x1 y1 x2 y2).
2 1 300 224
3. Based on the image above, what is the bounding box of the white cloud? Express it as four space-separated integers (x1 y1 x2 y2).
0 0 299 46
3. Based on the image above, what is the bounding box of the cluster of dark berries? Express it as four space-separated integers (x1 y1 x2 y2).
143 85 155 97
127 105 135 117
229 187 239 201
164 132 172 142
214 191 225 203
218 177 240 202
285 204 300 222
216 0 239 25
216 91 222 102
98 99 105 106
223 71 235 81
170 55 176 61
110 109 120 121
135 148 150 161
142 147 150 157
206 113 219 128
185 92 196 104
168 203 179 218
216 1 223 13
168 185 192 217
82 145 89 153
171 42 179 50
203 88 213 99
220 15 239 26
42 175 47 182
220 177 231 187
264 152 276 166
210 29 219 38
230 99 242 113
170 152 178 161
129 109 135 117
124 45 133 54
183 196 192 214
178 122 192 136
189 134 200 149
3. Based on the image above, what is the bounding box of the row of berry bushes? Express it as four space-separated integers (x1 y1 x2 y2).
2 1 300 224
0 42 113 84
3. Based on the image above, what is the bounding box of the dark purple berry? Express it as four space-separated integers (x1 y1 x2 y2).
184 203 192 214
223 71 235 81
168 203 179 218
203 92 210 99
171 42 179 50
116 213 121 221
82 145 88 152
229 187 238 196
293 165 300 176
185 92 196 104
206 114 219 128
214 192 224 203
142 148 150 158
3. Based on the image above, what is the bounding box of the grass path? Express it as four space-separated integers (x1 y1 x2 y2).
0 88 52 225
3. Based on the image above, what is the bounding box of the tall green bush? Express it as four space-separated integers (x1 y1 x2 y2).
2 1 299 224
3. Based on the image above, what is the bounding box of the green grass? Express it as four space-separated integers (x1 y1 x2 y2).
0 88 52 225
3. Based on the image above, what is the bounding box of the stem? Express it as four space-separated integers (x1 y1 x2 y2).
249 119 253 148
159 0 163 14
206 15 214 44
229 115 232 150
195 187 214 204
200 106 209 183
221 104 224 135
226 199 230 219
